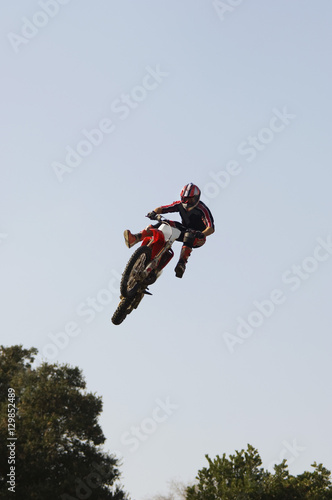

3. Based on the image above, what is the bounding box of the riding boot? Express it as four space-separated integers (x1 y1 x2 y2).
174 245 192 278
124 228 153 248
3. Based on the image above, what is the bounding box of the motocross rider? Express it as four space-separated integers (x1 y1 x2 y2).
124 183 215 278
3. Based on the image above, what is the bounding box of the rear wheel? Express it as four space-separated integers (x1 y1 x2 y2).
120 246 152 298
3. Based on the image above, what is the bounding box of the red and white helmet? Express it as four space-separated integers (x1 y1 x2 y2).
180 183 201 211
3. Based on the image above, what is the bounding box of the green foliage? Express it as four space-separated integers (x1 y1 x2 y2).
186 444 332 500
0 345 128 500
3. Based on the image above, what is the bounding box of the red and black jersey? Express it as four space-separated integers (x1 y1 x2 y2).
160 200 215 232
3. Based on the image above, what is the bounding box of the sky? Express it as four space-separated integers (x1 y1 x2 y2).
1 0 332 498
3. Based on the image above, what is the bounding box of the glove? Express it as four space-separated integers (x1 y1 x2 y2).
195 231 206 241
146 211 158 220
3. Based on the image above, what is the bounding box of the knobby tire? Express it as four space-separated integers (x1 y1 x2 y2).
111 297 132 325
120 246 152 298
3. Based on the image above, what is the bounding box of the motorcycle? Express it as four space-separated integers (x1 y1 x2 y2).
111 214 181 325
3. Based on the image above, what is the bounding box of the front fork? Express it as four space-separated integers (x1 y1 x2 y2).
143 241 173 278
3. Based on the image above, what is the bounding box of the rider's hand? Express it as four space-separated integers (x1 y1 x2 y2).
146 211 158 220
195 231 206 241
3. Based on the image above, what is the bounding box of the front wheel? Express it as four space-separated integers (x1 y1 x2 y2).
120 246 152 298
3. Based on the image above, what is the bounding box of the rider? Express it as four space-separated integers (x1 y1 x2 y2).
123 183 215 278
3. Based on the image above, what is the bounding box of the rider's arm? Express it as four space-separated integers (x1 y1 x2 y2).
153 202 181 214
199 203 215 237
202 226 214 237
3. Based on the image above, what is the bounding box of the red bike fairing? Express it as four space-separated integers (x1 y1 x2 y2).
141 227 175 270
141 227 165 259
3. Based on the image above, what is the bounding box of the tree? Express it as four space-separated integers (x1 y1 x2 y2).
186 444 332 500
0 345 128 500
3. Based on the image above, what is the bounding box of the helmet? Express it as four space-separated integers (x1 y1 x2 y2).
180 183 201 211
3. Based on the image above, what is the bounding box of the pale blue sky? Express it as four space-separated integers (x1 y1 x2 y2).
1 1 332 498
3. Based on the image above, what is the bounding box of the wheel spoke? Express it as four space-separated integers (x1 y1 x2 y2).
127 254 147 292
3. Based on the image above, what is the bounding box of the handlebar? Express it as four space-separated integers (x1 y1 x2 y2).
145 212 163 222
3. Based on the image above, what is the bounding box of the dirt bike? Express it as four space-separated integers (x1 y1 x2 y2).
111 214 181 325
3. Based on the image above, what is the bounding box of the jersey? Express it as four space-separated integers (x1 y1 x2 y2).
160 200 215 232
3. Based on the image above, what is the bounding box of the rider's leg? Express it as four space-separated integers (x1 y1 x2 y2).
174 230 206 278
174 244 192 278
124 226 154 248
